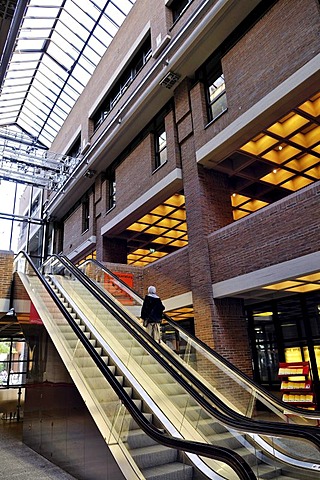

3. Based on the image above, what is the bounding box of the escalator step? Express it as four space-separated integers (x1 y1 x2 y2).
142 461 193 480
131 443 177 469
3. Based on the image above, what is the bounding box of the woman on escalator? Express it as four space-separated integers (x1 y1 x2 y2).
141 285 165 343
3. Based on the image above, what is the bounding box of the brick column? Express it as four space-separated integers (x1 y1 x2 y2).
102 237 127 263
175 80 252 374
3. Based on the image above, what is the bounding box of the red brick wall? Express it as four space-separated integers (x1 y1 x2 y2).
104 262 144 297
13 272 30 303
63 192 95 257
193 0 320 150
106 121 180 223
223 0 320 120
143 247 191 299
0 252 14 312
208 181 320 282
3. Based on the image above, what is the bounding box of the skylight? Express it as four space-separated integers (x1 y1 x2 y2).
0 0 136 147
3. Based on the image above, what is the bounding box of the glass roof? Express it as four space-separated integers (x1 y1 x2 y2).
0 0 136 148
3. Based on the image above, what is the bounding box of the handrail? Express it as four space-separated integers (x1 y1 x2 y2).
79 258 320 419
53 254 320 450
15 250 257 480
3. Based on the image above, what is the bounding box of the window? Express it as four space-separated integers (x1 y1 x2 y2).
82 198 89 232
197 56 227 123
92 35 152 131
155 125 167 169
107 171 116 211
66 135 81 158
170 0 192 22
207 69 227 122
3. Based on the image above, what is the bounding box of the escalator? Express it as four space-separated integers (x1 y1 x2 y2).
77 258 320 429
14 252 320 479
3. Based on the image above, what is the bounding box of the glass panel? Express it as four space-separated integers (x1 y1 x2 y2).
77 259 320 432
0 0 136 147
13 253 320 477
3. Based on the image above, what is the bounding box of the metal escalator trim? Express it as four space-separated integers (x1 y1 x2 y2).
15 250 257 480
48 273 320 474
52 255 320 453
79 258 320 422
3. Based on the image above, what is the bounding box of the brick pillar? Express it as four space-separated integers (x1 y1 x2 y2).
175 80 252 374
0 251 14 314
102 237 127 263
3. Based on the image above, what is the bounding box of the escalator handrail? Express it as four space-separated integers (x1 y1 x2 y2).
15 250 257 480
79 258 320 419
51 254 320 450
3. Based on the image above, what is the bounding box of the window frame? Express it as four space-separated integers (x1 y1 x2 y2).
207 71 227 123
82 197 90 233
107 171 116 212
154 122 167 171
170 0 192 22
92 35 152 132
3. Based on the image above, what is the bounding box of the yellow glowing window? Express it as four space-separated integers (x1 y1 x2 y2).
127 222 149 232
163 230 185 239
169 210 186 220
290 125 320 148
132 249 152 256
263 281 304 290
260 169 294 185
298 93 320 117
144 226 167 235
304 166 320 180
297 273 320 282
262 145 301 164
156 218 180 228
281 176 313 191
267 113 309 137
241 199 268 212
233 210 250 220
285 284 320 293
170 240 188 247
152 237 173 245
231 194 251 207
240 134 278 155
138 214 162 224
164 194 185 207
150 205 175 216
285 154 319 171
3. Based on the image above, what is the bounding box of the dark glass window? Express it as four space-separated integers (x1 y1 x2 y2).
92 35 152 131
170 0 192 22
82 198 89 232
66 135 81 158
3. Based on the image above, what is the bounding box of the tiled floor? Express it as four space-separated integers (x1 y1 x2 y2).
0 419 77 480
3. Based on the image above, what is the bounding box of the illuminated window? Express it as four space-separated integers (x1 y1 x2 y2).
208 73 227 121
155 124 167 169
107 171 116 211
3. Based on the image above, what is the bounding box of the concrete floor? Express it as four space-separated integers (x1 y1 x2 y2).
0 419 77 480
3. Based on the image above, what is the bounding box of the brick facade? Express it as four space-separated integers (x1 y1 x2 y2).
44 0 320 374
208 181 320 282
0 251 14 314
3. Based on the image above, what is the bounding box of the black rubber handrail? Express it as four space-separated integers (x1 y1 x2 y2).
52 254 320 451
17 251 256 480
79 258 320 419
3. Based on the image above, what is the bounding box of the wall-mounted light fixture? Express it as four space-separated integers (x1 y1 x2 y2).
83 169 96 178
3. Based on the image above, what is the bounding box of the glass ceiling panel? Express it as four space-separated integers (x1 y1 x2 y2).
0 0 136 148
